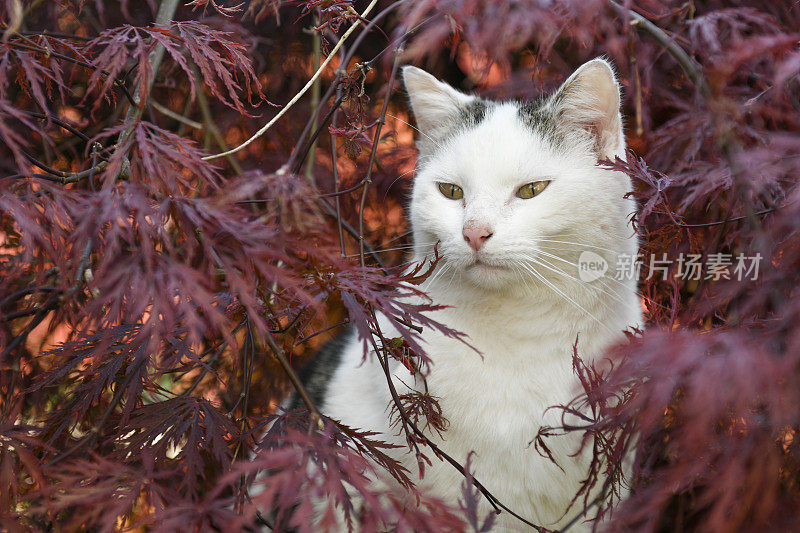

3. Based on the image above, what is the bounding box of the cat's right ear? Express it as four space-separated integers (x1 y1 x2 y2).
546 58 624 159
402 66 474 143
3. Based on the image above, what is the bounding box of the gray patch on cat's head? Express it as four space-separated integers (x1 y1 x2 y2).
517 99 550 129
434 98 491 141
417 98 492 161
459 99 489 126
516 98 567 150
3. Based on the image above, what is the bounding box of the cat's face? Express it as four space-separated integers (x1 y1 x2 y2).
404 59 636 292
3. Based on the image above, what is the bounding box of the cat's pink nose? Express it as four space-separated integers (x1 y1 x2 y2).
463 225 493 252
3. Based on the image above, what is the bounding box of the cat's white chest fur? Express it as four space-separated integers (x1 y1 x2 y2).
416 288 639 529
324 282 640 530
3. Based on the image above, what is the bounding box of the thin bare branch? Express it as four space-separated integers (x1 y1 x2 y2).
358 44 403 267
263 329 325 430
202 0 380 161
611 1 708 94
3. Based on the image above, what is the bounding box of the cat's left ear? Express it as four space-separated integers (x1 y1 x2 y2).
402 66 476 146
548 58 624 159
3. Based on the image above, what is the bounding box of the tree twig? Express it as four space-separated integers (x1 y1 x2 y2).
318 197 388 269
23 111 97 144
303 12 323 183
330 101 346 257
192 64 244 175
263 329 324 430
233 320 256 462
287 0 409 169
114 0 181 156
293 319 350 347
677 206 780 227
611 1 708 94
151 99 203 130
358 44 403 267
202 0 380 161
290 93 344 176
20 148 108 181
286 0 408 175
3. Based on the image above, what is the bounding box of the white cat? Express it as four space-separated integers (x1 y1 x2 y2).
289 58 642 531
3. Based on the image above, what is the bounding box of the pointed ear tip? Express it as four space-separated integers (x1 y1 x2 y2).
401 65 425 82
583 58 619 82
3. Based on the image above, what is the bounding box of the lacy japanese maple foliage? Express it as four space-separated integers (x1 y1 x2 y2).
1 0 799 532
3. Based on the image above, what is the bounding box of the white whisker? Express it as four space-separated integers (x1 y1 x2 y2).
384 168 418 199
381 230 413 246
531 249 629 303
532 253 632 312
423 259 453 288
518 260 615 335
530 249 668 315
537 237 634 256
443 265 461 293
386 113 443 150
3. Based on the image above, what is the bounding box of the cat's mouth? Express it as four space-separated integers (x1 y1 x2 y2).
469 258 508 271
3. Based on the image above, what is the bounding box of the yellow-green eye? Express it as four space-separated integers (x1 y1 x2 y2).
437 182 464 200
517 180 551 199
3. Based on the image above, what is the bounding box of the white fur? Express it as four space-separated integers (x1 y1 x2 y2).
320 59 641 531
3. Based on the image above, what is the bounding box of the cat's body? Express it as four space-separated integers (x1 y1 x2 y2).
289 59 641 531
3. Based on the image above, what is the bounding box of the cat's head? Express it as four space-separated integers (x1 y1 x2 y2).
403 59 636 292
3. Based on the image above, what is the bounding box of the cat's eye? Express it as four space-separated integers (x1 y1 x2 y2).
517 180 551 199
437 182 464 200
